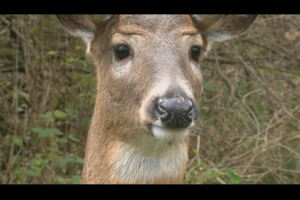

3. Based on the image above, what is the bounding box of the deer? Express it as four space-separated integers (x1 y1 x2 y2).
57 14 257 184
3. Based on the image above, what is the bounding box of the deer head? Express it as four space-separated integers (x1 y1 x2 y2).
57 14 257 184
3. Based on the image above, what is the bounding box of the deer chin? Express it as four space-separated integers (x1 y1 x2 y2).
148 124 191 145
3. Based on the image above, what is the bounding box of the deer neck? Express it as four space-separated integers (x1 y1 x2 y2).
80 98 189 184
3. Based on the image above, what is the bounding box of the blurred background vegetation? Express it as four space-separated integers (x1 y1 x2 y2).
0 15 299 184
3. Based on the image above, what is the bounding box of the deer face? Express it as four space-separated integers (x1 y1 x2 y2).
57 14 257 145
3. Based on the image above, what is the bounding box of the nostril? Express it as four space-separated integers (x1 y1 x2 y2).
157 99 167 116
186 100 193 113
158 99 168 111
157 99 163 109
188 106 198 122
188 108 194 119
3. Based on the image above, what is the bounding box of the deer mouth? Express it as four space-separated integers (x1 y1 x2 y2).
147 123 191 145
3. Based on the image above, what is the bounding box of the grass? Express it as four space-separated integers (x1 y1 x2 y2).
1 14 300 184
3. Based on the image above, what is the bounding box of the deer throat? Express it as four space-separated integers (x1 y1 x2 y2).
109 135 189 184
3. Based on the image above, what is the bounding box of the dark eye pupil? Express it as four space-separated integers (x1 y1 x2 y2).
114 44 130 60
191 46 201 62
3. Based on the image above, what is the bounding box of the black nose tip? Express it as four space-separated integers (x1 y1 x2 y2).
148 87 198 128
157 97 197 128
152 96 197 128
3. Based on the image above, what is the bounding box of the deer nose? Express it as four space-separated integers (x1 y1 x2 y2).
157 97 197 128
149 88 198 128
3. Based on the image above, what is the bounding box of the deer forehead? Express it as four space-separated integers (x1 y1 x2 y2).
110 15 202 48
116 15 197 34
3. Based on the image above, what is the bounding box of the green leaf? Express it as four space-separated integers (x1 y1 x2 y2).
14 136 23 147
203 81 215 92
33 128 63 137
33 159 43 167
227 169 242 184
66 154 84 164
40 112 54 121
292 134 300 139
186 171 196 182
192 149 198 154
67 134 80 142
47 51 56 55
65 57 74 63
30 27 39 33
217 163 224 168
217 177 227 184
80 117 91 127
197 158 203 166
54 110 68 119
59 138 68 144
57 158 67 174
72 175 81 184
32 128 50 138
201 170 213 180
48 128 63 135
14 167 26 179
3 135 13 145
55 175 65 183
30 136 37 146
19 120 25 130
33 36 41 44
73 156 84 164
27 170 40 178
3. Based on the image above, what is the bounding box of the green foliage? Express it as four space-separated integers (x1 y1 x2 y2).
54 110 68 119
67 135 80 142
27 170 40 178
2 107 84 183
184 155 243 184
71 175 81 184
226 169 242 184
47 51 57 56
14 136 24 147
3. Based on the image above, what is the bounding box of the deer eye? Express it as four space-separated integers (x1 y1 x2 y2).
190 45 205 62
113 44 130 60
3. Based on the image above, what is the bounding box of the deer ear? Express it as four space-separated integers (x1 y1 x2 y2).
191 15 257 42
57 15 113 52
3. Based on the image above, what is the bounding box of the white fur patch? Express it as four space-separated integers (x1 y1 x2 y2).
112 60 133 78
151 125 190 144
75 30 94 39
207 31 231 42
102 15 113 21
112 136 187 183
75 30 94 53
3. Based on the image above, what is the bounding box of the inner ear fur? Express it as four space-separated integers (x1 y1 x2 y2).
57 15 113 53
191 14 258 42
57 15 113 40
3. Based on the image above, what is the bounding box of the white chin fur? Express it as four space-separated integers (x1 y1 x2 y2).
151 126 190 144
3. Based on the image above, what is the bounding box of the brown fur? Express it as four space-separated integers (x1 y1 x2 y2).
57 14 257 184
